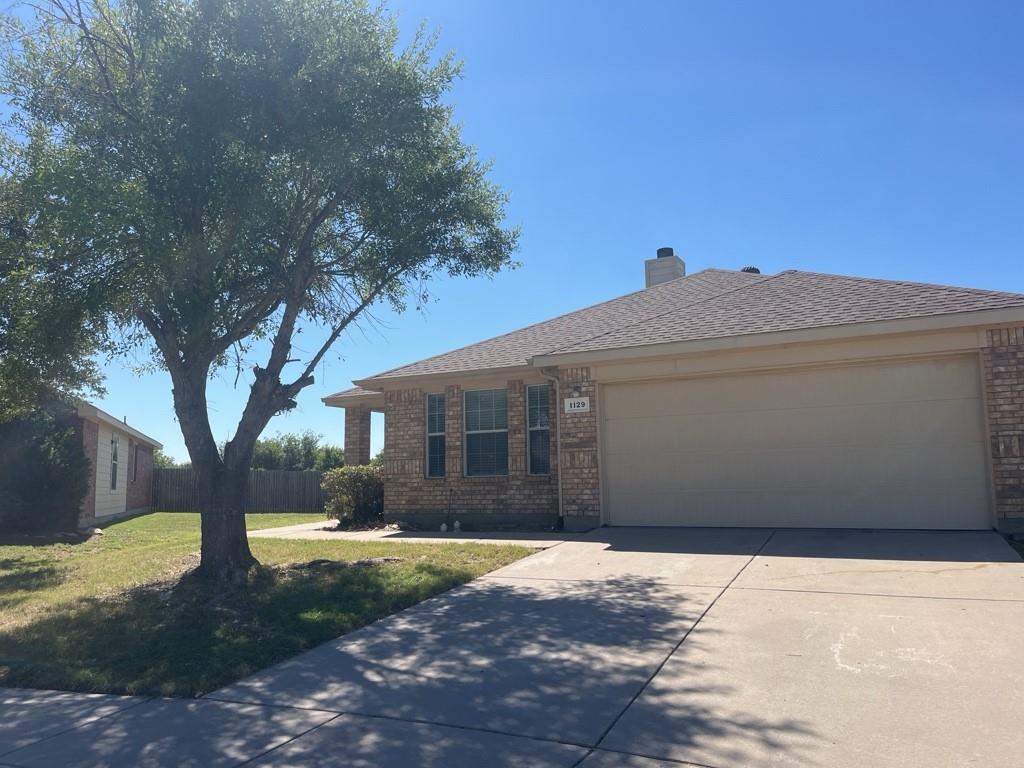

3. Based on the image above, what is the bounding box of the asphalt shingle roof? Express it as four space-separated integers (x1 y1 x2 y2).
360 269 763 381
550 269 1024 354
334 268 1024 392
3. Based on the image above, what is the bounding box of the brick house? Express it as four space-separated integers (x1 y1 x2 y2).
325 249 1024 533
74 401 162 528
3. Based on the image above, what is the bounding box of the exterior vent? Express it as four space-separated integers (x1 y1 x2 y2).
645 247 686 287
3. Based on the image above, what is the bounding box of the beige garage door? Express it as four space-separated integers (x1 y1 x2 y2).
602 356 991 529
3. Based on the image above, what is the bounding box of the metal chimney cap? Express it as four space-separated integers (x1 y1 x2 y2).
656 246 674 259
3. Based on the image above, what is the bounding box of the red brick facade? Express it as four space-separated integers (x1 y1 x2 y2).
344 405 372 466
558 366 601 530
982 326 1024 529
380 379 560 528
78 417 99 527
126 443 154 512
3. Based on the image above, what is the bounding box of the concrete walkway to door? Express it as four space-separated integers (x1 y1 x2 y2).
2 528 1022 767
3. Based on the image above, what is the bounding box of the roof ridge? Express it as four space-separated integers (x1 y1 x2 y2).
540 270 784 356
786 268 1024 299
360 268 738 380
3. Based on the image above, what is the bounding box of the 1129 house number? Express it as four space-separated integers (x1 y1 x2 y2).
564 397 591 414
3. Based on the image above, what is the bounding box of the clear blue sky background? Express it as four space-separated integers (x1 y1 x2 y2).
93 0 1024 462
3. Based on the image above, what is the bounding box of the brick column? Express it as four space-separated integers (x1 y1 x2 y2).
558 366 601 531
982 327 1024 532
344 405 372 466
507 379 527 475
445 384 463 477
78 417 98 528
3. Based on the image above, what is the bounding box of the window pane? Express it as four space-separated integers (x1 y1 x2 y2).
465 390 482 432
493 390 508 430
427 394 445 434
465 389 507 432
110 436 118 490
529 429 550 474
466 431 508 476
527 385 550 429
427 434 446 477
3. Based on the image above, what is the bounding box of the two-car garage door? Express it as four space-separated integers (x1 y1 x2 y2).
602 356 992 529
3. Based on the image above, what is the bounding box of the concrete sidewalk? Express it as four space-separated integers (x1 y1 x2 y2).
3 528 1022 767
248 519 571 548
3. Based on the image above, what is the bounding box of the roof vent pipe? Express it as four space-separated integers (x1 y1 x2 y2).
645 247 686 288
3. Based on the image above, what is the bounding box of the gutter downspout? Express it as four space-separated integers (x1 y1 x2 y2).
540 367 564 530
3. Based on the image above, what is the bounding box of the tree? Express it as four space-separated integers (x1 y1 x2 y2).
251 431 344 471
3 0 517 581
0 179 105 420
314 443 345 472
0 403 90 534
152 448 184 469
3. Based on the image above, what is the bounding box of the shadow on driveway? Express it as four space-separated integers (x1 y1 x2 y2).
213 574 819 755
581 526 1020 562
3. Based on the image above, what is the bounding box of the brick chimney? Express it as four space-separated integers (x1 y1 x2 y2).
645 246 686 287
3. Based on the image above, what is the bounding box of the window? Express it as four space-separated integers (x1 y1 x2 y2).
426 394 446 478
464 389 508 476
110 435 119 491
527 384 551 474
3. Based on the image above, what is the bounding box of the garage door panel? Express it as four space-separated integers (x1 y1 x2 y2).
602 359 980 419
604 399 983 456
614 485 988 529
603 356 991 529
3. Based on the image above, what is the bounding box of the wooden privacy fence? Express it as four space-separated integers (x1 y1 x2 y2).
153 468 327 513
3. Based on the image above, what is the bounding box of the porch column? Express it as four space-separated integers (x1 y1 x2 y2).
344 406 372 466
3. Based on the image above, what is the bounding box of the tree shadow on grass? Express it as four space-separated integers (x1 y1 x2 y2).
0 559 494 698
0 557 68 611
0 531 95 547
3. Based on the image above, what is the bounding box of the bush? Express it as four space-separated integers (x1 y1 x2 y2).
0 405 90 534
322 465 384 527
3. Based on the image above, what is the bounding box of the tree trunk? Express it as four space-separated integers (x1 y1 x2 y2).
170 373 259 584
194 461 257 583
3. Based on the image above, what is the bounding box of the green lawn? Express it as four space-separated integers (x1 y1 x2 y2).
0 513 530 696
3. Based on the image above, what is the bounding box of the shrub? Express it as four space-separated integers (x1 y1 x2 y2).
322 465 384 527
0 405 90 534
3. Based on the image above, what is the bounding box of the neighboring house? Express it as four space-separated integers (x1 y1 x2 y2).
324 248 1024 534
74 401 162 528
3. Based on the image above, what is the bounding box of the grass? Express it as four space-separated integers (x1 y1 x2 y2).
0 513 530 697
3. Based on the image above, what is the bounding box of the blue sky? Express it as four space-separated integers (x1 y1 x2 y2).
93 0 1024 462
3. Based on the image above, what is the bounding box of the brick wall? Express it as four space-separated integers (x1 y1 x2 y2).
126 444 154 512
77 417 98 528
558 366 601 530
344 406 372 466
382 379 559 528
983 327 1024 528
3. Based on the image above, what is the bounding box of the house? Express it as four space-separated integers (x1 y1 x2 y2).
74 401 162 528
324 248 1024 533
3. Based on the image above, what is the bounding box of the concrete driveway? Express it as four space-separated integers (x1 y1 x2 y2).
2 528 1022 767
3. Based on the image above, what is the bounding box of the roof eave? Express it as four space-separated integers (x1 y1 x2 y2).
352 363 538 391
322 390 386 410
530 306 1024 368
74 401 164 449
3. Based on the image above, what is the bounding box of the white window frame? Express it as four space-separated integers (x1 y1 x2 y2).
110 434 119 491
526 384 551 476
425 393 446 479
463 388 509 477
